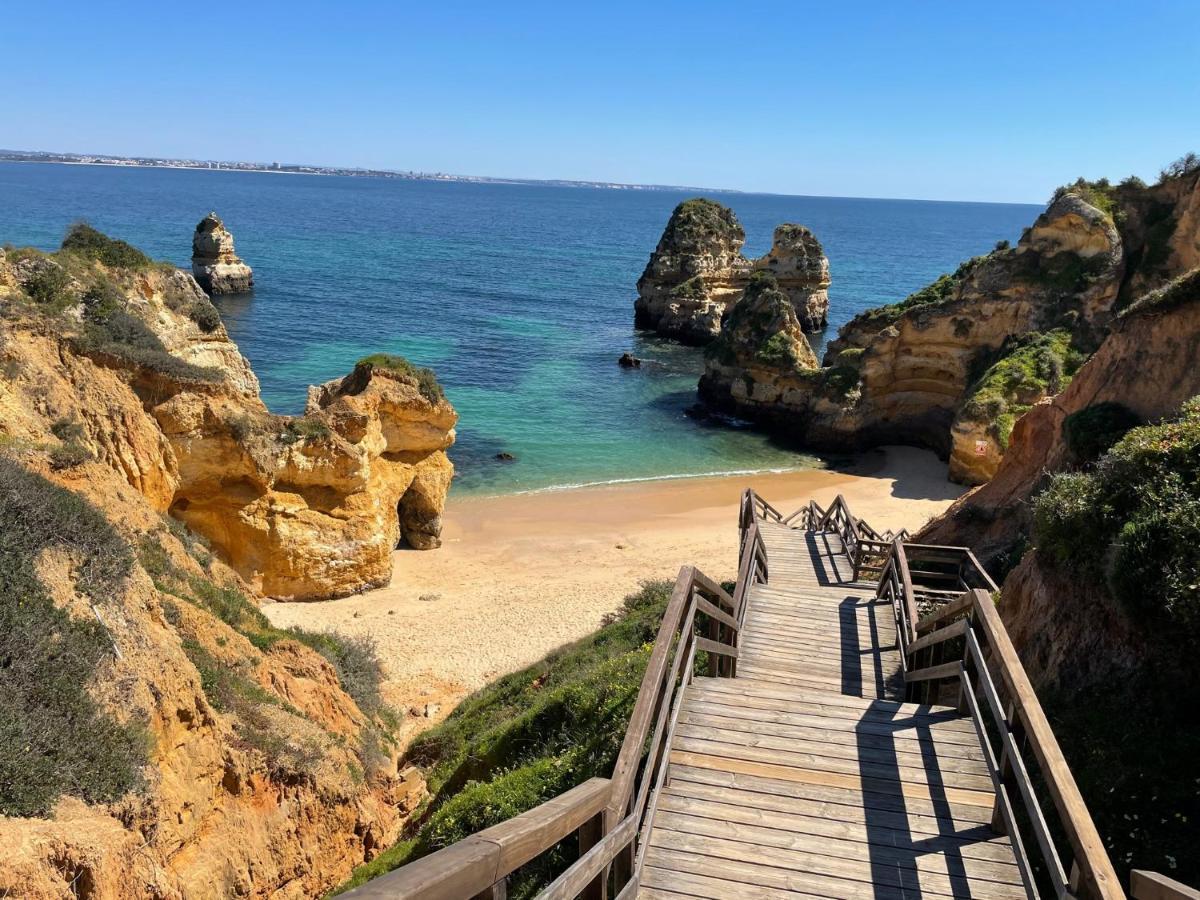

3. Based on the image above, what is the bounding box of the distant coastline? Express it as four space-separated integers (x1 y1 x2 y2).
0 148 728 193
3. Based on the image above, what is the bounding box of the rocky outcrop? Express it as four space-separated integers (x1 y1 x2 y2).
635 199 830 343
0 233 456 601
191 212 253 294
758 224 831 331
699 273 853 431
699 168 1200 480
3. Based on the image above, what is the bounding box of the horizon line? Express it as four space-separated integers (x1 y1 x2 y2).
0 146 1046 208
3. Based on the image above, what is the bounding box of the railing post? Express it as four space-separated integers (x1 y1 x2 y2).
579 811 607 900
472 881 506 900
991 699 1021 834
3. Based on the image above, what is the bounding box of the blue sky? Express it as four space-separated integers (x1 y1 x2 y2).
2 1 1196 202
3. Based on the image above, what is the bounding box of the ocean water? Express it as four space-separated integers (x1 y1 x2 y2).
0 162 1040 495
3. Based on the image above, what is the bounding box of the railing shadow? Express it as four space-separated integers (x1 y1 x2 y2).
855 703 979 898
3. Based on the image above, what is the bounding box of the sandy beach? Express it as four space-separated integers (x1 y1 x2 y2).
263 446 963 734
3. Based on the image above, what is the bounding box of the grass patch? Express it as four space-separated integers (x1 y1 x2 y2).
0 457 145 817
1119 267 1200 320
333 580 675 897
280 416 332 444
960 330 1085 449
852 269 964 330
357 354 445 403
1050 177 1119 221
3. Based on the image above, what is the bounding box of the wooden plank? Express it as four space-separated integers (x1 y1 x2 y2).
678 704 986 758
673 721 989 776
647 830 1026 899
906 617 968 656
670 734 995 793
660 780 1013 855
657 796 1022 868
669 750 996 809
667 763 995 827
694 594 739 630
607 566 692 825
541 814 636 900
690 676 970 724
695 636 738 659
640 866 831 900
905 661 963 683
651 809 1022 885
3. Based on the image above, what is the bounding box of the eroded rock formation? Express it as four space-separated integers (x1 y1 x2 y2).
0 235 456 601
635 198 830 343
191 212 254 294
697 168 1200 482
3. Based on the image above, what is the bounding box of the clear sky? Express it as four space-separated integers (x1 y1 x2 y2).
2 1 1196 202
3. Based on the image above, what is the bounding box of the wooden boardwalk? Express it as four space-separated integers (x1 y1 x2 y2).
641 520 1026 898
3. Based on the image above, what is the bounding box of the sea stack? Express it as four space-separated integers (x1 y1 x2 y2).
635 198 831 344
191 212 254 294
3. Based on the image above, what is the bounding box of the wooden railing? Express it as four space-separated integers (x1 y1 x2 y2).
351 525 767 899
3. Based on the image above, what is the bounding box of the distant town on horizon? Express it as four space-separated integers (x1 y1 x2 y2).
0 147 726 195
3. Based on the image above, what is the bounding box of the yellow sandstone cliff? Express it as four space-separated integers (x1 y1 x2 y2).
0 229 448 897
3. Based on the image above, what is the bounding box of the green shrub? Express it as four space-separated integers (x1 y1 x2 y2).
288 630 387 716
357 354 445 403
50 418 85 442
0 457 145 816
1034 397 1200 636
1062 402 1141 464
1159 152 1200 184
188 298 222 333
334 580 674 896
49 440 92 469
22 262 73 310
60 223 153 270
855 271 961 329
1051 177 1118 220
280 417 331 444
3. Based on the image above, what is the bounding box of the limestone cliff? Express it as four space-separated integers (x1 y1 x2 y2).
921 266 1200 566
0 228 456 601
0 227 453 897
634 198 830 343
698 167 1200 482
191 212 254 294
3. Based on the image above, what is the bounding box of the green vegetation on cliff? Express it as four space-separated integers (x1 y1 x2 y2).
0 458 147 817
334 580 675 898
1034 396 1200 637
357 353 446 403
961 330 1086 448
662 197 744 251
3 230 223 384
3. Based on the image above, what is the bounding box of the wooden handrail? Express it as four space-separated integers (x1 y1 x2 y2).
342 777 612 899
898 588 1124 900
1132 871 1200 900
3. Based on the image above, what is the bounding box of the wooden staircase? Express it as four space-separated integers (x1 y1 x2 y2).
639 518 1026 898
347 490 1182 900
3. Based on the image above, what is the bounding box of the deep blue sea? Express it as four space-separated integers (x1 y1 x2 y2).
0 162 1040 495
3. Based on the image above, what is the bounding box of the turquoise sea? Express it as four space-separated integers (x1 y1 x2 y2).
0 162 1040 495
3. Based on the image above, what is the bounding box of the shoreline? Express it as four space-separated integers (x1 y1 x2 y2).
263 445 963 741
